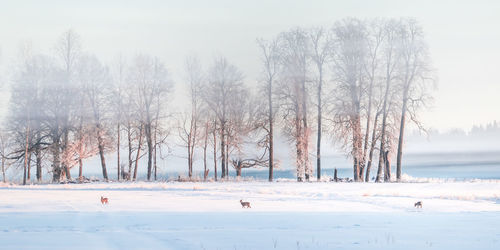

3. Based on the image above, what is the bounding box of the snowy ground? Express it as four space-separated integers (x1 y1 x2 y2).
1 181 500 249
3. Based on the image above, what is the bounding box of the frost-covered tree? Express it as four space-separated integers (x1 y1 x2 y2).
178 56 203 179
329 18 368 182
128 55 172 181
78 55 113 181
256 38 280 181
395 18 434 181
203 57 246 179
277 28 312 182
308 27 330 181
110 56 127 181
54 29 81 181
7 48 53 184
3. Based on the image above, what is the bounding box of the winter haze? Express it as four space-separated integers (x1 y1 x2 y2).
0 0 499 131
1 1 500 250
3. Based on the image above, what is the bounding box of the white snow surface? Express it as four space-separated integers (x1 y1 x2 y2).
1 181 500 249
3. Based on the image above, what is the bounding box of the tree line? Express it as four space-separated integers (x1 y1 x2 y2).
0 17 434 184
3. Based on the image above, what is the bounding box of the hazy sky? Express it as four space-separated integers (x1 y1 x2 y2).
0 0 499 131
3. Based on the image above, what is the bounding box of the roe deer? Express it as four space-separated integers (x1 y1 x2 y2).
101 196 109 205
240 200 251 208
414 201 422 208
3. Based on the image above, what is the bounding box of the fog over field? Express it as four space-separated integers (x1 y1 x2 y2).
0 1 499 250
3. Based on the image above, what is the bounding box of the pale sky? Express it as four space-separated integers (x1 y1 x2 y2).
0 0 499 131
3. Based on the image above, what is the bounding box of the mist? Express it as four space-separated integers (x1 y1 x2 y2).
0 1 499 184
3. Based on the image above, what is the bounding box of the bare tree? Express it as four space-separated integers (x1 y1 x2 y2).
201 120 210 181
0 131 9 183
256 38 280 181
211 119 218 181
78 55 113 181
54 29 81 181
129 55 172 181
203 57 245 179
178 56 203 179
361 19 385 181
111 56 127 181
329 18 368 182
308 27 330 181
277 28 312 182
375 19 403 182
8 48 51 184
395 18 433 181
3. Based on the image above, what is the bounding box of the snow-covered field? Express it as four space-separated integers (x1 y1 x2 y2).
1 181 500 249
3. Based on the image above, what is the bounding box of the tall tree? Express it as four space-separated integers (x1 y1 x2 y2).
54 29 81 181
309 27 330 181
256 38 280 181
8 49 51 184
111 56 127 181
361 19 385 181
78 55 113 181
179 56 203 179
203 57 245 179
278 28 312 182
330 18 368 181
129 55 172 181
395 18 433 181
375 19 402 182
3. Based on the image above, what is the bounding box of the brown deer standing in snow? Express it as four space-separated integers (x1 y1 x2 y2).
240 200 251 208
101 196 109 205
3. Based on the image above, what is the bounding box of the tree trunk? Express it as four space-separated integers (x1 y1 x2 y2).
127 125 133 181
361 75 376 181
96 126 108 181
351 114 363 182
236 167 242 177
154 127 157 181
133 125 143 181
203 123 208 181
375 147 384 183
52 140 61 182
396 98 408 182
36 144 42 182
188 134 192 179
145 122 153 181
268 89 274 182
65 165 71 180
27 153 32 182
353 157 359 182
300 68 310 182
78 158 83 180
225 143 229 178
63 130 71 180
376 69 392 182
117 124 120 181
23 124 30 185
384 150 391 182
365 112 380 182
295 109 304 182
316 68 322 181
359 119 370 180
1 156 5 183
213 124 217 182
220 122 226 179
154 98 161 181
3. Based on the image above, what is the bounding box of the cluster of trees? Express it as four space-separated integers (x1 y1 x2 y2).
0 17 434 184
180 17 434 183
2 31 172 184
